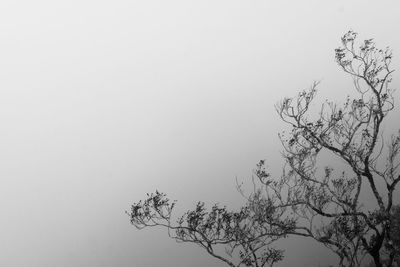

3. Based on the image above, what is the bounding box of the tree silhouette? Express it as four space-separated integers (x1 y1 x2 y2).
127 190 286 267
257 30 398 267
128 31 399 267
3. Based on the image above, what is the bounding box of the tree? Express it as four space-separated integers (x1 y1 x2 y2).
128 31 399 267
256 30 398 267
388 205 400 266
127 190 286 267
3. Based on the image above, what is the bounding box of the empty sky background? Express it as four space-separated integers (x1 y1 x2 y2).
1 0 400 266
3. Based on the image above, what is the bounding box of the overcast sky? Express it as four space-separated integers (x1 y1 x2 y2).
1 0 400 266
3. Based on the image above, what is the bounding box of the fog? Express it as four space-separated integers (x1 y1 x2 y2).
1 0 399 266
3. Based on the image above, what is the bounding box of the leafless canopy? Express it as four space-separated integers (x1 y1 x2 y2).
128 31 399 267
127 191 286 267
270 30 398 267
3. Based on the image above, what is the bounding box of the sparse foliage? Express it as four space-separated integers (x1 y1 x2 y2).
262 30 398 267
128 31 399 267
127 191 286 267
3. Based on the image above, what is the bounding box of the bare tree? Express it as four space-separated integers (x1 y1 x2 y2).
257 30 398 267
127 191 286 267
128 31 399 267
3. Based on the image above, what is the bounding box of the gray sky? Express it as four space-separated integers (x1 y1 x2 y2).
1 0 400 266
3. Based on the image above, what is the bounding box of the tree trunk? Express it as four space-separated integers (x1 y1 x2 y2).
372 253 383 267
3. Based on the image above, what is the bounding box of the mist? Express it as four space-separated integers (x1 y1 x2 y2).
1 0 400 266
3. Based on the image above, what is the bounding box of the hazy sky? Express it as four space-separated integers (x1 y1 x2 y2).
1 0 400 266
